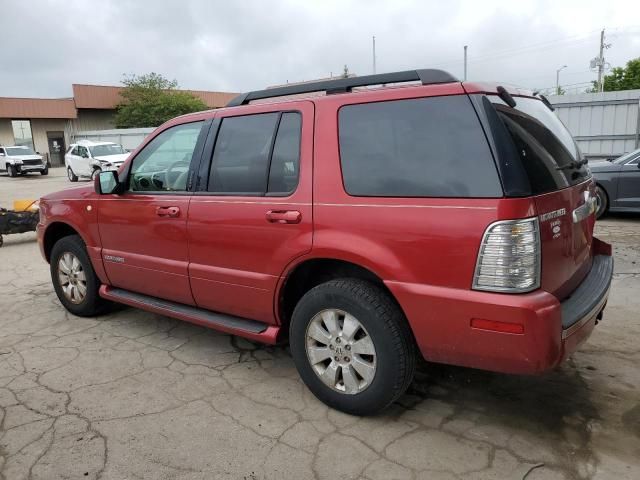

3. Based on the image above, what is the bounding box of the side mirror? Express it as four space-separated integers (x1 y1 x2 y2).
95 170 122 195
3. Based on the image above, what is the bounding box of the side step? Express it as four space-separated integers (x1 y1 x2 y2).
99 286 279 344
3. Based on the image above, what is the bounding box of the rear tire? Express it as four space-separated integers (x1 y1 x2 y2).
67 167 78 182
290 279 415 415
595 185 608 219
50 235 108 316
8 165 17 177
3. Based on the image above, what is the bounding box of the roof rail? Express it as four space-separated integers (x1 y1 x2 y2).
226 69 459 107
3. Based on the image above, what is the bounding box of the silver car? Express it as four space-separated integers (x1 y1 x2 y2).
591 148 640 218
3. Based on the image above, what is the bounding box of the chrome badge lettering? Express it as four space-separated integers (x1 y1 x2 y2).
539 208 566 222
103 255 125 263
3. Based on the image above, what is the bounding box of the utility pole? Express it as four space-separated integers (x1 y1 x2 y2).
463 45 468 81
372 36 377 74
597 29 605 92
591 29 611 92
556 65 567 95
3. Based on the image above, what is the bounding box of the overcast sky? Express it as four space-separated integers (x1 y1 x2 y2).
1 0 639 98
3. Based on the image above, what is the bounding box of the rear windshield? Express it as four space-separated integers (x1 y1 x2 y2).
488 96 590 194
338 95 503 198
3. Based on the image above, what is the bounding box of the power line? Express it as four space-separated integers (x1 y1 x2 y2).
423 30 602 69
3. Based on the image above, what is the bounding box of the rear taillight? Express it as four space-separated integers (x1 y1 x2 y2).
473 218 540 293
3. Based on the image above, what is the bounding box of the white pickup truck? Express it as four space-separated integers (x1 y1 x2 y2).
0 145 48 177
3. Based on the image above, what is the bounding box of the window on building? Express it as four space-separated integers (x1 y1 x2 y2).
11 120 34 150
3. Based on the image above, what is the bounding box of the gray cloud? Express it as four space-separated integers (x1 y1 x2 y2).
1 0 639 98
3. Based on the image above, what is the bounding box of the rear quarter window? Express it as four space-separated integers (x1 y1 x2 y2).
338 95 502 198
488 96 590 194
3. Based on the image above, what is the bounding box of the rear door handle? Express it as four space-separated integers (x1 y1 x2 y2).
265 210 301 224
156 206 180 218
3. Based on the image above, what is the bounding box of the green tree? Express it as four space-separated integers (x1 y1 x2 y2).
115 73 207 128
587 58 640 93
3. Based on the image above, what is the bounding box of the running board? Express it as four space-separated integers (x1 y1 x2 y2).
99 285 279 344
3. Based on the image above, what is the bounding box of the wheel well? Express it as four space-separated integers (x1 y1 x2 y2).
279 258 402 329
43 223 79 262
595 182 610 207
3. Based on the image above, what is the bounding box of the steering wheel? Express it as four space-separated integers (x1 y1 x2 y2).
164 160 189 190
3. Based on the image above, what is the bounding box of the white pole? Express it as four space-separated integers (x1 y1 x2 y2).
373 36 377 74
463 45 468 81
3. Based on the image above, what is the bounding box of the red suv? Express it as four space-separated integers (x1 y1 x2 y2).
38 70 613 415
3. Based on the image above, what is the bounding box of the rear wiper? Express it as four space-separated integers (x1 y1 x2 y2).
556 159 588 171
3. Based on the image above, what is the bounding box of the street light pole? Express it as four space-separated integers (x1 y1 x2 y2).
556 65 567 95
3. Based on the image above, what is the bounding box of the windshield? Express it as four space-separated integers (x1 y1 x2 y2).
490 96 590 194
5 146 36 156
614 148 640 164
89 144 125 157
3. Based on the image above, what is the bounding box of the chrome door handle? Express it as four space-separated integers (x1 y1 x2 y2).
265 210 301 224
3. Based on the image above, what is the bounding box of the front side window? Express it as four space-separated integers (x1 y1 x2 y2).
338 96 502 197
77 146 89 158
11 120 34 150
208 112 301 195
129 121 203 192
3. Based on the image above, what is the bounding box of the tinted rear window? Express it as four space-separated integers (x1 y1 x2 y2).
489 96 590 194
338 96 502 197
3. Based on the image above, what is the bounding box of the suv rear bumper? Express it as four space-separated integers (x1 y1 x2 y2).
386 240 613 375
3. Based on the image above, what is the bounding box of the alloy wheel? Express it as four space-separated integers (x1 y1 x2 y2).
305 309 377 394
57 252 87 304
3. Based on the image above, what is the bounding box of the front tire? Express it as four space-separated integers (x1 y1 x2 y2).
8 165 17 177
290 279 415 415
595 185 608 219
41 166 49 175
50 235 108 316
67 167 78 182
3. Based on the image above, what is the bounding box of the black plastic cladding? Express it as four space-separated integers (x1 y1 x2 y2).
468 94 533 197
226 69 459 107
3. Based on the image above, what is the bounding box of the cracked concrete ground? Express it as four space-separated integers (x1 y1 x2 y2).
0 169 639 479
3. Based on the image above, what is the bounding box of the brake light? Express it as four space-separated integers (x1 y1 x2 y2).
473 218 541 293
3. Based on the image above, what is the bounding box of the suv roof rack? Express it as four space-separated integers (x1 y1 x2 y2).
226 69 459 107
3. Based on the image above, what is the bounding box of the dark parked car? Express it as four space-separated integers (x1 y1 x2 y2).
591 148 640 218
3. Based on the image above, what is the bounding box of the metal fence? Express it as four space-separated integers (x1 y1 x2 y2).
549 89 640 160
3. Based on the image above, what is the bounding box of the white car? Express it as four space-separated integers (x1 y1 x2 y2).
0 145 48 177
65 141 129 182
